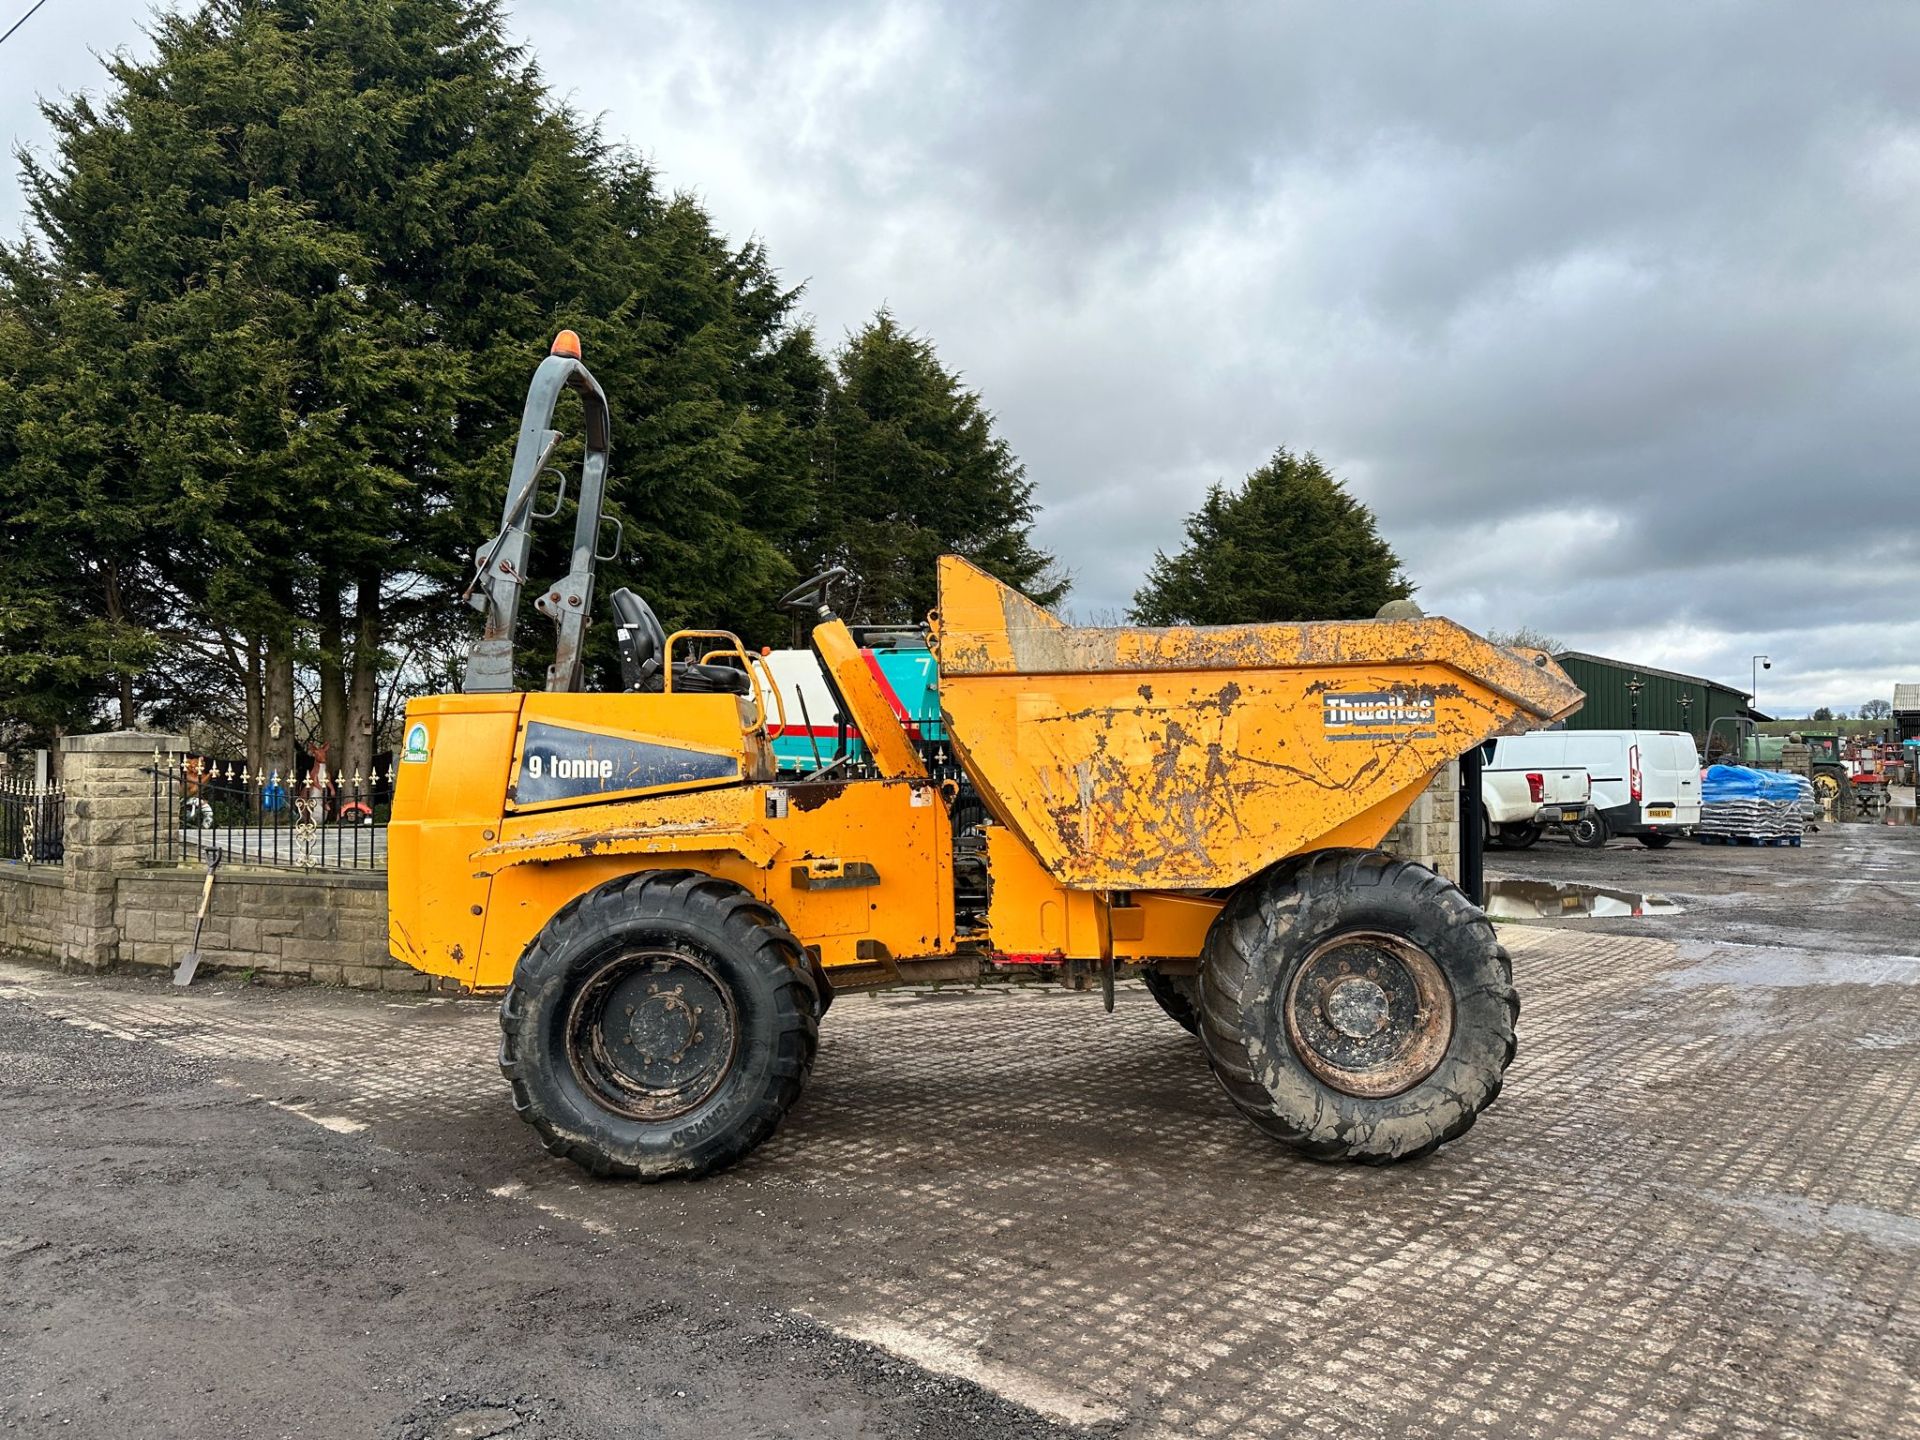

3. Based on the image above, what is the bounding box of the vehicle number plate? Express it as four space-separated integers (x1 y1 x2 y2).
1560 810 1582 822
1648 806 1673 818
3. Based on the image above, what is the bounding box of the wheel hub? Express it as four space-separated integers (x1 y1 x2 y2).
1283 931 1454 1098
617 978 707 1070
1323 977 1391 1038
566 947 738 1122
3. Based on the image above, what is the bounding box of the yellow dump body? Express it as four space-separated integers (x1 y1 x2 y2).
935 558 1583 891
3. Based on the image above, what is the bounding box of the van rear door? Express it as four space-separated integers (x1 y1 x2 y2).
1635 736 1678 805
1662 733 1702 821
1630 732 1699 827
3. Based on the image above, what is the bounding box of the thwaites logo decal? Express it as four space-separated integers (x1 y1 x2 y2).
514 721 738 804
401 721 430 763
1322 690 1437 741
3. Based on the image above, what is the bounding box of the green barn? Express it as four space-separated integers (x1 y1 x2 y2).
1552 651 1753 747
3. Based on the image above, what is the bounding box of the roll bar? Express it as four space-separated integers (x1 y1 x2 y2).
462 333 613 693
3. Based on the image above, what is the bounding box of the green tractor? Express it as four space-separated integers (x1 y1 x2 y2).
1799 731 1852 807
1716 720 1857 816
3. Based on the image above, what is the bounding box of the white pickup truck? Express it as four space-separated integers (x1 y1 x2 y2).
1479 743 1597 849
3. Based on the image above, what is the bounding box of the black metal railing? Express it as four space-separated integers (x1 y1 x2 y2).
0 781 64 865
151 756 390 871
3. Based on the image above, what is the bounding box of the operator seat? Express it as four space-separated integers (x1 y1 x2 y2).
608 587 751 697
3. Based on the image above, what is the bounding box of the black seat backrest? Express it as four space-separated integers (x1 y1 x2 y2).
609 587 666 691
610 586 751 698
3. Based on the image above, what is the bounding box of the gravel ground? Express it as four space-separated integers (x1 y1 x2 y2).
0 994 1066 1440
3 819 1918 1438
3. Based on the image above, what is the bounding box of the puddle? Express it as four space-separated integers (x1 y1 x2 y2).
1836 805 1919 826
1663 945 1920 989
1481 878 1683 920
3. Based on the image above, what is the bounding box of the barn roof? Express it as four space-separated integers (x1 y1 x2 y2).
1554 651 1750 697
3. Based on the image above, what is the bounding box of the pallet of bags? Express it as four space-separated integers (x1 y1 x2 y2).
1698 765 1804 846
1790 773 1818 828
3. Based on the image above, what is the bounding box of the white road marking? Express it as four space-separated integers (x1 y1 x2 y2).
260 1097 368 1134
487 1181 616 1237
818 1318 1127 1426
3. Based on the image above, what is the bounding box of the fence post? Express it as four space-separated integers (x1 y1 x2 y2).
59 730 185 971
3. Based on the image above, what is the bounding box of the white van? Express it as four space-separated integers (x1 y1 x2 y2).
1484 730 1702 847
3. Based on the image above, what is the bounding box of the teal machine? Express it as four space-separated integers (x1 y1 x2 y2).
766 639 944 773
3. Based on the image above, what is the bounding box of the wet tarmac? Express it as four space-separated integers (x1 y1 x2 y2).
1484 814 1920 957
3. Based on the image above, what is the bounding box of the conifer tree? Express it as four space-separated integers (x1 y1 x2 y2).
806 311 1065 626
0 0 826 763
1131 449 1411 625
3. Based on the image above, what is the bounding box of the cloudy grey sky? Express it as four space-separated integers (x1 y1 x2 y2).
5 1 1918 714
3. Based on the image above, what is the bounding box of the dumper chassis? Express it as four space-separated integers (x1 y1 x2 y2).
389 335 1583 1180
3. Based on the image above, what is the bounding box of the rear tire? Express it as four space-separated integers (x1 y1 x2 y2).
1570 814 1609 849
1637 832 1674 849
499 870 819 1181
1498 822 1542 850
1198 849 1517 1164
1141 970 1202 1034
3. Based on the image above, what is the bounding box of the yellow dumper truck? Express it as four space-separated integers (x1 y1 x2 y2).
388 335 1583 1180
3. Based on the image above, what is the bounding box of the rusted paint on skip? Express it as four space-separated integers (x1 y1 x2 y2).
933 556 1584 891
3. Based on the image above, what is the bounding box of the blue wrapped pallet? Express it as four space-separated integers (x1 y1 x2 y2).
1698 765 1807 845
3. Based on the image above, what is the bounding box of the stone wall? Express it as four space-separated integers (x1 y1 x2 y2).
0 867 64 959
1383 761 1462 886
113 867 417 990
0 729 419 991
0 859 414 990
60 731 162 970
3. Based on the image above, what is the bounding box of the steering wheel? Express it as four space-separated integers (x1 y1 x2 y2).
777 566 852 616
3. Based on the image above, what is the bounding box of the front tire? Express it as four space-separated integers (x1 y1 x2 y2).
1198 850 1517 1164
499 870 819 1181
1141 970 1202 1034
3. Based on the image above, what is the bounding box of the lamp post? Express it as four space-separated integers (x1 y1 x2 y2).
1751 655 1770 717
1626 677 1644 727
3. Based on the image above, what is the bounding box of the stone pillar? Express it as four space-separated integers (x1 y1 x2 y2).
1778 742 1810 777
59 731 183 971
1383 760 1462 886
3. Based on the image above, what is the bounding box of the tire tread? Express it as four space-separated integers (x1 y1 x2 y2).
1197 849 1518 1164
498 870 818 1182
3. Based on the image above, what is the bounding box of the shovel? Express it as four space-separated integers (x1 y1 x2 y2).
172 847 223 988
